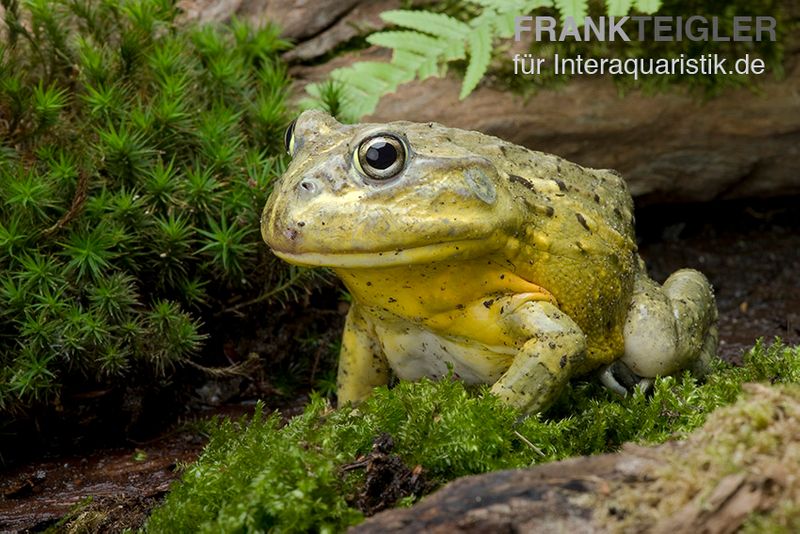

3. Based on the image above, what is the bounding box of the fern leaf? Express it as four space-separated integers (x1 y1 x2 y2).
418 57 442 80
352 61 414 88
393 50 439 80
606 0 633 16
525 0 553 8
380 10 471 42
491 11 520 38
467 0 547 9
367 31 446 57
442 40 468 61
468 0 552 17
334 62 410 95
554 0 589 22
633 0 661 14
303 0 561 120
465 0 509 7
460 24 491 99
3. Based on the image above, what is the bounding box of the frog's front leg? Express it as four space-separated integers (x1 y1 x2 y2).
491 301 587 414
337 304 391 406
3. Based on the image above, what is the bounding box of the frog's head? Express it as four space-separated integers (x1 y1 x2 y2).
262 110 521 268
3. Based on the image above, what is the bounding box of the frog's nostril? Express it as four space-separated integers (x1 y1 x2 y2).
284 227 299 241
297 178 321 197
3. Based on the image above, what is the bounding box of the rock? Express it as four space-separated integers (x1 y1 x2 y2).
177 0 418 62
352 384 800 533
179 0 367 41
176 0 243 25
239 0 363 41
282 0 401 62
351 453 625 533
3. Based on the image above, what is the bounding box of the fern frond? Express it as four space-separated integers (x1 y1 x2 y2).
379 10 471 42
461 24 492 99
367 31 444 57
606 0 634 17
466 0 510 7
634 0 661 14
466 0 545 9
554 0 589 22
367 31 463 61
305 0 657 121
392 50 440 80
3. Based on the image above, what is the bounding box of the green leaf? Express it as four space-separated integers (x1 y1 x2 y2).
461 23 492 99
634 0 661 14
554 0 589 22
606 0 634 17
368 31 448 58
380 10 471 41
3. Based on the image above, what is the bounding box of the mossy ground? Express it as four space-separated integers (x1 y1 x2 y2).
147 340 800 533
600 382 800 532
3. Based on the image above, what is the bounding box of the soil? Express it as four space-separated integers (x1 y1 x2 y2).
637 197 800 362
1 197 798 533
343 433 429 517
0 431 203 532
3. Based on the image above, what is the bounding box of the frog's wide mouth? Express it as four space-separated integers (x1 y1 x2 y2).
270 238 497 268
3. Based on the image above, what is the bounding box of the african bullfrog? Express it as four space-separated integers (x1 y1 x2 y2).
261 110 719 414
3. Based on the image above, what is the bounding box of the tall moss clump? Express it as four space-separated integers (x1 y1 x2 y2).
0 0 295 416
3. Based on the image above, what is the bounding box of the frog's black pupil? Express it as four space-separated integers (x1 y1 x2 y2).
365 141 397 170
284 120 296 153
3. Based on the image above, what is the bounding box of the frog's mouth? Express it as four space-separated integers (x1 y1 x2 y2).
271 238 497 268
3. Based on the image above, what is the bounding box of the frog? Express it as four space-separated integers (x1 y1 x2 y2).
261 110 719 414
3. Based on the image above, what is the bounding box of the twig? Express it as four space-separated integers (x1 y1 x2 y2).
513 429 545 457
184 353 259 378
218 269 304 314
42 169 88 237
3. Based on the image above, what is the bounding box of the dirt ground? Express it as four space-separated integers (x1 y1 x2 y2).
1 197 798 532
637 198 800 362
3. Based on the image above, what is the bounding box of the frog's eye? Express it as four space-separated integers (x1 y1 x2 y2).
284 119 297 155
355 134 406 181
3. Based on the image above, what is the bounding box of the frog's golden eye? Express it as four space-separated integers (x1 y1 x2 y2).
355 134 406 181
284 119 297 155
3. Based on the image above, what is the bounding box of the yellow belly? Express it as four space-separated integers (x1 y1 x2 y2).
335 259 556 348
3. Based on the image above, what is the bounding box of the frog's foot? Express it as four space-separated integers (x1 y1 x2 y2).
599 360 654 397
620 269 718 382
491 301 587 414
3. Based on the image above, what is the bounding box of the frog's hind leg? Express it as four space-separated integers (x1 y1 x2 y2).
603 269 718 395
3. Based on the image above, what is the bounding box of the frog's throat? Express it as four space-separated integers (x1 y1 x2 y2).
271 238 498 268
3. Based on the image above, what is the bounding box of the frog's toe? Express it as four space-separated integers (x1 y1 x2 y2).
599 361 654 397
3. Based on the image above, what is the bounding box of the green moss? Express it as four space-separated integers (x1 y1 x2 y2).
0 1 307 416
147 341 800 533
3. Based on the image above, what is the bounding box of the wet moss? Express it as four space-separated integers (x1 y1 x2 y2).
147 340 799 532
